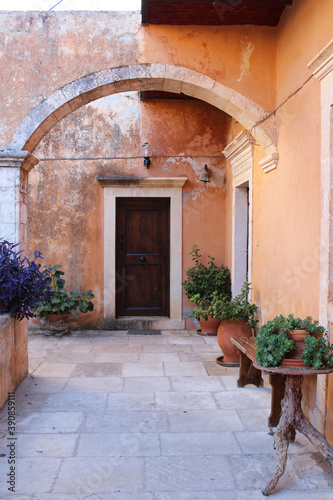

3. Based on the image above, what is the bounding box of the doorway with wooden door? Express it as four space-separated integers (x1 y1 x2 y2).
116 197 170 317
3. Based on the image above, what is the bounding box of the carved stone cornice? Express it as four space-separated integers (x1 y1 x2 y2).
0 150 38 172
222 131 254 178
97 176 187 188
259 152 279 173
308 39 333 80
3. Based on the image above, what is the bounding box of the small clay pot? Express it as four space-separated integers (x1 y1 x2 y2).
281 329 307 367
43 313 71 336
198 315 221 336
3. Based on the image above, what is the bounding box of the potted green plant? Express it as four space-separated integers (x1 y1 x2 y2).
255 314 332 369
34 264 95 335
183 245 231 335
210 282 258 366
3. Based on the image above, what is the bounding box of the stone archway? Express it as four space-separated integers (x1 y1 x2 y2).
1 63 279 246
9 63 278 164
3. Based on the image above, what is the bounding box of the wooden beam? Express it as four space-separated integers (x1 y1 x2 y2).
147 0 292 5
141 0 149 24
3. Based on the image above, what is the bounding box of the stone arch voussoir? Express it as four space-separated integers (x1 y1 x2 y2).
9 63 278 164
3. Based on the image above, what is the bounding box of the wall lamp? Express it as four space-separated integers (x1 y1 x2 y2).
142 142 151 168
199 164 211 184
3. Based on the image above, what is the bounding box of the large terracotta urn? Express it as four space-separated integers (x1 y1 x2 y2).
217 319 252 366
198 315 221 336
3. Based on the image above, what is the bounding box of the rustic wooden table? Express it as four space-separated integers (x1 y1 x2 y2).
252 363 333 496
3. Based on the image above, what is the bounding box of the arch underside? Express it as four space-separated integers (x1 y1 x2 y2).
9 64 278 162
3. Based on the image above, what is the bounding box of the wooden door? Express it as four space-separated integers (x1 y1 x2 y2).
116 197 170 317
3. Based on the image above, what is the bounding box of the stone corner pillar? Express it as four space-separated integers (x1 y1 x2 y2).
0 149 39 247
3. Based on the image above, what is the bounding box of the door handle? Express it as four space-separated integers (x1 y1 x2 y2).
121 234 125 251
140 256 148 268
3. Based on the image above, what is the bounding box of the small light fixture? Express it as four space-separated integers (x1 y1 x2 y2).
142 142 151 168
199 164 211 185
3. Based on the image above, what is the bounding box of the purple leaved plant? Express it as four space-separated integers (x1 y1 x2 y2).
0 240 51 321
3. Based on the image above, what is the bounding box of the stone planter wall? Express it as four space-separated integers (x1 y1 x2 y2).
0 314 28 409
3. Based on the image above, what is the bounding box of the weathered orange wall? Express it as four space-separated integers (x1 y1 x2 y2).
249 0 333 324
0 12 277 149
27 93 230 328
249 0 333 442
139 25 276 110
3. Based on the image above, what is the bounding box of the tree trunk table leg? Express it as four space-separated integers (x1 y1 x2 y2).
262 375 303 496
268 374 286 428
295 414 333 466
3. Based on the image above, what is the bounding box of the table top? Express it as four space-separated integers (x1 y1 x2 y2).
253 362 333 376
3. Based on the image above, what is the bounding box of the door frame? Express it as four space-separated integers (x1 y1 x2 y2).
115 197 170 317
98 177 187 329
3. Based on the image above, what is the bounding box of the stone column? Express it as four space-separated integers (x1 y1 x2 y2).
0 150 38 247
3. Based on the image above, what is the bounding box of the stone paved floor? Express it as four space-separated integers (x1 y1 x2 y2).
0 329 332 499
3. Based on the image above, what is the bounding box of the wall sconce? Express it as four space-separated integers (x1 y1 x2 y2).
142 142 151 168
199 164 211 184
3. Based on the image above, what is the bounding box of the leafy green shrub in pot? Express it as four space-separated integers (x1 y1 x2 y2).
255 314 332 368
183 245 231 319
34 265 95 319
302 336 333 370
210 282 258 327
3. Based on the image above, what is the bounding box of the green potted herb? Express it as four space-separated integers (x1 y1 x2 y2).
210 282 258 366
255 314 331 369
183 245 231 335
34 264 95 335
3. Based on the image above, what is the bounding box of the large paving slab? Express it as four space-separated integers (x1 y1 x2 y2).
0 329 332 498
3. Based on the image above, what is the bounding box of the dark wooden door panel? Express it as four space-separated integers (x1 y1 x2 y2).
116 198 170 317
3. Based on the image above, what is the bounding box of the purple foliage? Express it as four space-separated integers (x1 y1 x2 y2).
0 240 51 321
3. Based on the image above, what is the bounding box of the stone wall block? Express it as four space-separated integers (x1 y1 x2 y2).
128 64 153 80
91 84 117 100
150 78 165 91
53 102 76 122
129 79 152 91
148 63 167 80
192 88 216 102
202 94 227 110
179 69 200 86
180 82 198 97
163 79 182 93
0 201 18 225
10 131 30 151
0 315 16 410
10 115 42 151
164 65 185 83
0 186 17 202
61 74 99 101
96 66 130 86
260 113 278 146
27 96 64 128
195 74 216 92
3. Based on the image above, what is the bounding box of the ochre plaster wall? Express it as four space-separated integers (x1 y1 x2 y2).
27 93 230 328
248 0 333 324
0 11 277 149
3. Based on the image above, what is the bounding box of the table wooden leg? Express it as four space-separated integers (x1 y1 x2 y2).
268 374 286 428
262 375 302 496
237 351 263 388
295 410 333 466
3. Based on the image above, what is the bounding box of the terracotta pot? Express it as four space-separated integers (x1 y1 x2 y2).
217 319 252 366
43 313 71 335
198 315 221 336
281 329 307 367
